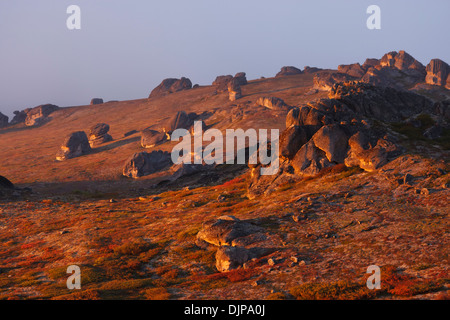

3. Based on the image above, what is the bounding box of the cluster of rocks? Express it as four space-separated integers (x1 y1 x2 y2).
213 72 247 93
88 123 113 147
123 110 209 178
247 81 440 199
5 104 60 127
195 215 275 272
315 50 450 91
149 77 192 99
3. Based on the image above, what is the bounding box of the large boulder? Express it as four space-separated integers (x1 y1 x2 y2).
141 129 168 148
25 104 59 126
0 112 8 128
163 111 197 134
212 75 233 93
234 72 248 86
122 150 172 178
56 131 91 161
425 59 450 87
10 110 27 125
312 124 349 163
291 140 330 176
196 215 263 247
88 123 113 147
276 66 302 77
149 77 192 99
279 125 309 159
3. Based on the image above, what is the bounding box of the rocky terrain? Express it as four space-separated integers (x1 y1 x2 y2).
0 50 448 300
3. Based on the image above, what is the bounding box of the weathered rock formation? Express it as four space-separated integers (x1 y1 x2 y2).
338 63 366 78
163 111 198 134
141 129 168 148
313 72 357 91
233 72 248 86
10 110 28 125
56 131 92 161
149 77 192 99
228 78 242 101
122 150 172 178
88 123 113 147
24 104 59 126
256 97 290 111
276 66 302 77
425 59 450 88
248 81 436 198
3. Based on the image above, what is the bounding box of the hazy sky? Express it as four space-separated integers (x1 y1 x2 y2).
0 0 449 118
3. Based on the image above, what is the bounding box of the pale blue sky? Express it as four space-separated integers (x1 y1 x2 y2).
0 0 449 118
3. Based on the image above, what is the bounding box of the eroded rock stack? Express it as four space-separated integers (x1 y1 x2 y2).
56 131 92 161
228 78 242 101
88 123 113 147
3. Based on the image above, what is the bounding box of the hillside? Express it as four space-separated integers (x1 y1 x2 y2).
0 51 449 300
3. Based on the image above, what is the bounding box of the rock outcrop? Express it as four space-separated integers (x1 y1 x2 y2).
56 131 92 161
90 98 104 105
338 63 366 78
88 123 113 147
24 104 59 126
313 72 357 91
233 72 248 86
141 129 168 148
276 66 302 77
425 59 450 87
0 112 8 128
10 110 28 125
256 97 290 111
123 151 172 178
149 77 192 99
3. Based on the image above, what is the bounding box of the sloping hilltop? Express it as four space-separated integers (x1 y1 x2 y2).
0 51 449 300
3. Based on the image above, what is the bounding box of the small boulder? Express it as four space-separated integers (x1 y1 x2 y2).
215 246 250 272
90 98 104 105
56 131 91 161
141 129 168 148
